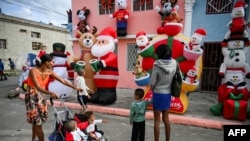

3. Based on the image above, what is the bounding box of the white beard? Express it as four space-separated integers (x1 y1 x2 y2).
136 36 148 46
91 40 115 58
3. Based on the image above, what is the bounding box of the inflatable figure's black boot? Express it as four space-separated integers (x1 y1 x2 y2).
117 28 122 37
117 28 127 37
210 102 223 116
120 28 127 36
89 91 99 104
89 88 117 105
247 108 250 119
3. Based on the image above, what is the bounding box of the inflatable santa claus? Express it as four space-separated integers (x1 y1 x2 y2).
89 26 119 105
136 31 155 74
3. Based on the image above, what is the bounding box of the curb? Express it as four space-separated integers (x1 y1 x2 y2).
19 94 243 130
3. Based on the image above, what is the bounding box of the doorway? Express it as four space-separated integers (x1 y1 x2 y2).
200 42 224 92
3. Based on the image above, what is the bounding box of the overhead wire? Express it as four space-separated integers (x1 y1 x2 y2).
16 0 52 12
1 0 68 20
15 0 67 17
33 0 67 17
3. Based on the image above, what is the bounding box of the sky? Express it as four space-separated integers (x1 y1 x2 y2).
0 0 71 27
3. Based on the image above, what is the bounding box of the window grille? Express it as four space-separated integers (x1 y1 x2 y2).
206 0 233 14
31 31 41 38
200 42 224 92
99 0 115 15
127 43 138 71
133 0 153 11
0 39 7 49
32 42 42 50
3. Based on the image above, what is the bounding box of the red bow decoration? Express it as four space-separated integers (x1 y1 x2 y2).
81 6 87 11
101 0 113 9
138 0 151 6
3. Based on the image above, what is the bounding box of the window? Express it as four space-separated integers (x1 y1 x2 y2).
32 42 42 50
133 0 153 11
0 39 7 49
127 43 138 71
20 29 27 33
206 0 233 14
31 31 41 38
99 0 115 15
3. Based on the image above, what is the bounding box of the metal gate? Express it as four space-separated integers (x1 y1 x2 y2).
200 42 224 93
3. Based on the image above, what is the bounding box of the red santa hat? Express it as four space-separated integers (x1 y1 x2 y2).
37 50 46 58
194 28 207 37
233 0 248 11
136 31 146 38
33 50 46 65
189 66 197 72
97 26 118 43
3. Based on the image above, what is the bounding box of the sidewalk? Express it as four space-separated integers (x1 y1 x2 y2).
18 83 250 130
4 74 249 130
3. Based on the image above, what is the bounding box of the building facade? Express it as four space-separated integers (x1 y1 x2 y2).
71 0 186 88
70 0 250 90
0 14 72 70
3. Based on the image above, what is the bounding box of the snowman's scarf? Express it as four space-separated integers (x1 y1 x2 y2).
227 48 244 59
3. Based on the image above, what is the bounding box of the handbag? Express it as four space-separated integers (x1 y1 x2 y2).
171 62 182 97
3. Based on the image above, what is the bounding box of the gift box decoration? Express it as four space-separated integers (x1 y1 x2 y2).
223 99 248 121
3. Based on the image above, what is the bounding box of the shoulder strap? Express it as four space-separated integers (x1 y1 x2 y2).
174 59 179 73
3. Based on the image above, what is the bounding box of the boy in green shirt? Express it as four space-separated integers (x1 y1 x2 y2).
129 88 151 141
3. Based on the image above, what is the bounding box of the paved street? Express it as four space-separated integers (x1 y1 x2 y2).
0 96 223 141
0 75 225 141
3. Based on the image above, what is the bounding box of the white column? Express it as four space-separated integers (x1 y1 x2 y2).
246 8 250 91
246 7 250 64
184 0 196 37
248 7 250 37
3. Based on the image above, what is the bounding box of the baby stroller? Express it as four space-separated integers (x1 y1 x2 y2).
75 98 108 141
48 95 75 141
74 113 108 141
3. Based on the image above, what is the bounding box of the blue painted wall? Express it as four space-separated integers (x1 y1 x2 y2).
191 0 250 42
191 0 250 87
191 1 232 42
191 0 250 60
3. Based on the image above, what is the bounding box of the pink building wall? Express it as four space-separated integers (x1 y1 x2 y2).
71 0 185 88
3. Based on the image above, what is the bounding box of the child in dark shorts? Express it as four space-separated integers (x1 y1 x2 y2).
76 69 93 113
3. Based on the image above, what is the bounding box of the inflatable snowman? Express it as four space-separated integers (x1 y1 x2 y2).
48 43 73 98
